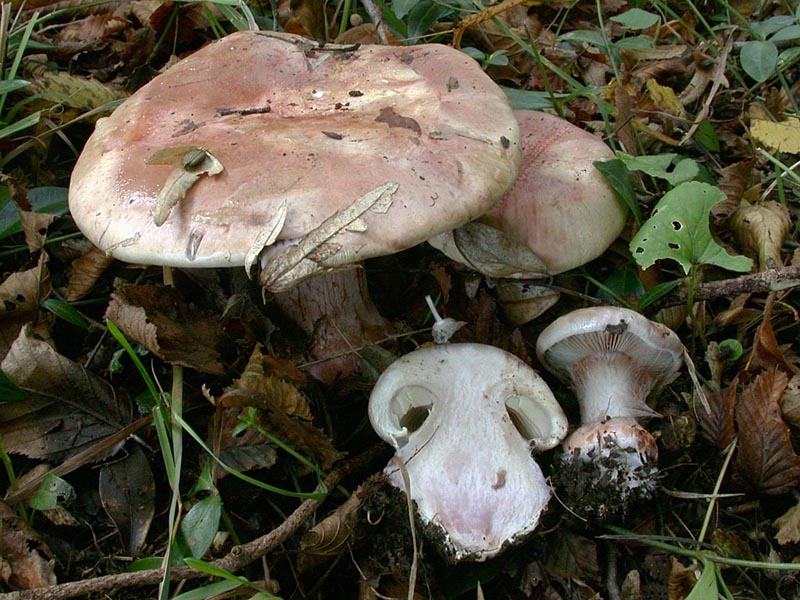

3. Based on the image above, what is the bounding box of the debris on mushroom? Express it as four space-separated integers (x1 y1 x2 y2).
429 110 627 324
68 31 521 382
535 306 684 519
368 343 568 561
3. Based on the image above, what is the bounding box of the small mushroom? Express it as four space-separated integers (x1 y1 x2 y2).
368 343 568 561
429 110 627 323
68 31 521 382
535 307 683 519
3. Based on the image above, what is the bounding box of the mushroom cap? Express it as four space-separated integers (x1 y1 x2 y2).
535 306 684 390
368 343 568 561
69 32 521 287
429 110 626 277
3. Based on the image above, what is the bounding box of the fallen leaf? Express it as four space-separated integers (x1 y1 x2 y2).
779 372 800 429
745 293 799 375
750 116 800 154
65 245 115 301
24 71 127 123
646 79 683 116
774 499 800 545
0 499 56 590
697 383 736 450
260 182 399 292
453 221 548 278
545 531 599 583
300 488 361 563
731 201 791 270
99 445 155 556
733 367 800 495
0 325 133 461
105 283 228 375
222 344 313 420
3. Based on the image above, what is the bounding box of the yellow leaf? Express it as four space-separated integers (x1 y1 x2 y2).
750 116 800 154
646 79 683 116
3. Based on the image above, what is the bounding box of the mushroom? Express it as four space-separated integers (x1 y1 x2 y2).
68 31 521 381
368 343 568 561
535 306 684 519
429 110 627 323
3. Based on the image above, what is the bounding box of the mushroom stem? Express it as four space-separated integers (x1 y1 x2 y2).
272 269 392 384
568 352 660 424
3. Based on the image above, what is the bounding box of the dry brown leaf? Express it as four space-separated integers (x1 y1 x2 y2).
98 445 155 556
745 294 799 375
774 500 800 545
667 558 701 600
0 500 56 590
65 245 114 301
57 14 130 45
24 71 127 123
257 408 344 471
780 372 800 429
0 258 52 361
222 344 312 420
750 116 800 154
545 531 599 583
731 201 791 270
105 284 227 375
0 325 133 461
299 488 362 571
698 383 736 450
733 367 800 495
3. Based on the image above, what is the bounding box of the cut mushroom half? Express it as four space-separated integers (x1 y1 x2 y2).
368 343 567 561
535 306 684 519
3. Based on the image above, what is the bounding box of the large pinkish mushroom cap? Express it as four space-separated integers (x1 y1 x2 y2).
430 110 626 278
69 31 521 289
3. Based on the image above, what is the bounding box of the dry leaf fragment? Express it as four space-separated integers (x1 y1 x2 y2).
697 383 736 450
731 201 791 270
98 444 155 556
0 499 56 590
260 182 399 292
300 488 362 564
745 293 799 375
149 147 224 226
222 344 313 421
750 116 800 154
105 283 227 375
733 367 800 495
24 71 127 123
0 325 132 461
779 372 800 429
774 499 800 545
65 245 115 301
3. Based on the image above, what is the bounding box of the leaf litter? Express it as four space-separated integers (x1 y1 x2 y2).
0 0 800 597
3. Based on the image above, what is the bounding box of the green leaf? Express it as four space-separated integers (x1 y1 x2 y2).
502 87 565 110
617 152 700 186
629 181 753 274
29 474 75 510
685 557 719 600
0 185 69 241
41 298 90 330
0 370 27 402
693 120 720 152
637 279 680 310
751 15 796 38
392 0 417 19
614 35 654 50
740 40 778 82
172 580 244 600
0 111 40 141
406 1 451 40
176 495 222 559
610 8 660 30
594 158 642 224
0 79 30 95
770 24 800 42
558 30 607 49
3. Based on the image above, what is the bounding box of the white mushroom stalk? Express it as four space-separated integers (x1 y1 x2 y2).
369 343 568 562
535 307 684 519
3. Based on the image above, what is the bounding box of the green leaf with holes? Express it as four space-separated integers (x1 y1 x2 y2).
630 182 752 274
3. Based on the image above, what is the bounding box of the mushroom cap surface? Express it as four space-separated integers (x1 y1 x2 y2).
368 343 568 561
69 32 521 285
430 110 625 276
535 306 684 388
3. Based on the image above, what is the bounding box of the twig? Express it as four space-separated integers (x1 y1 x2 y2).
360 0 389 44
0 446 387 600
651 264 800 310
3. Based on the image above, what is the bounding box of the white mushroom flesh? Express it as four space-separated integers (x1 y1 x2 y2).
368 343 567 562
